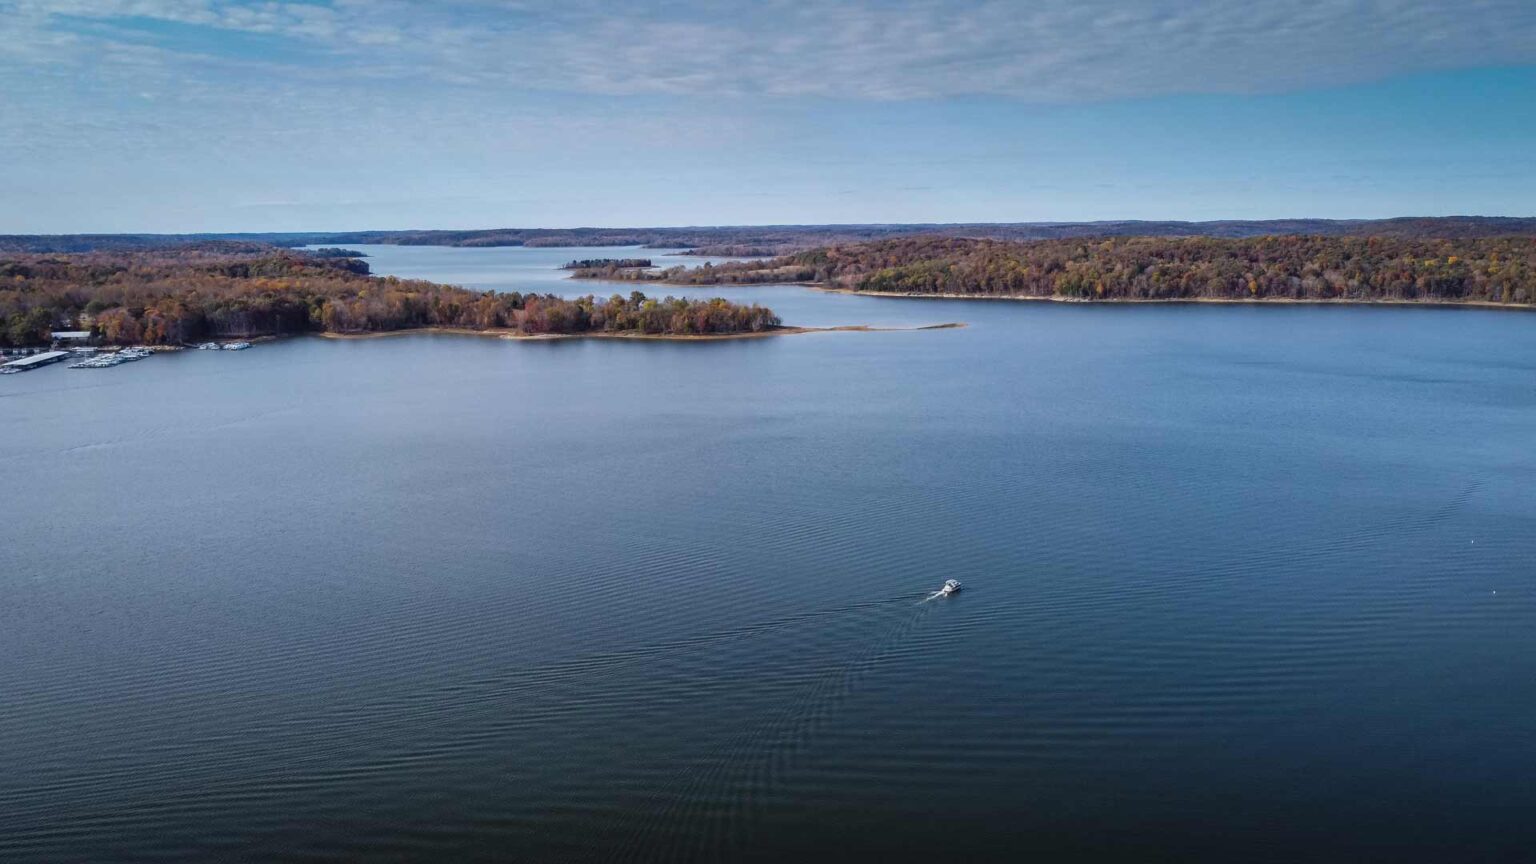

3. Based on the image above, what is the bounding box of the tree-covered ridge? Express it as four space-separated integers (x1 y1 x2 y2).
616 235 1536 305
0 250 779 346
568 258 810 285
561 258 652 270
836 236 1536 303
7 217 1536 254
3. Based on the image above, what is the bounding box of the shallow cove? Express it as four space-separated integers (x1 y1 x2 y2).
3 243 1536 862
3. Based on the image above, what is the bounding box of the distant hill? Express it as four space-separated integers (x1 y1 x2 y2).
0 234 335 254
4 217 1536 254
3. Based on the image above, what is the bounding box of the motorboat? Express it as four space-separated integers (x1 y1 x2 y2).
938 579 962 596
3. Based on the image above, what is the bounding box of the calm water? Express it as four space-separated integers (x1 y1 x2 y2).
4 246 1536 862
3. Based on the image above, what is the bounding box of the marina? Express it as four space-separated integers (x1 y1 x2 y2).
0 343 251 372
68 347 152 368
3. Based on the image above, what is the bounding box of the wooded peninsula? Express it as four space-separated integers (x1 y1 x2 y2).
572 235 1536 306
0 246 779 346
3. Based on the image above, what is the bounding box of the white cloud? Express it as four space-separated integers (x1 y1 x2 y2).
6 0 1536 101
2 0 1534 231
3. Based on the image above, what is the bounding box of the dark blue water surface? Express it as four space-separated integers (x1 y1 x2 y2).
3 245 1535 862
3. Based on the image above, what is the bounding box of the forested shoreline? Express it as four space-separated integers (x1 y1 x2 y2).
582 235 1536 306
7 217 1536 255
0 249 779 346
10 234 1536 349
561 258 652 270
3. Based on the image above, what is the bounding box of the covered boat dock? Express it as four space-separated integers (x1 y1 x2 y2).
1 351 70 372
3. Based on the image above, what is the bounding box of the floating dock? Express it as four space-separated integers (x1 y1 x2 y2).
1 351 70 372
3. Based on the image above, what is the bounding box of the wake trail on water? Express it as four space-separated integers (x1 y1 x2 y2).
612 593 944 862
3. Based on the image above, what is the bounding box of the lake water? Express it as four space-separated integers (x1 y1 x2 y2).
4 245 1536 861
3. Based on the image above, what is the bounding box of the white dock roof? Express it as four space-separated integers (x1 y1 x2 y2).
2 351 70 369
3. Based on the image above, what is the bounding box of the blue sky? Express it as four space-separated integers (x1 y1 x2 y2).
3 0 1535 232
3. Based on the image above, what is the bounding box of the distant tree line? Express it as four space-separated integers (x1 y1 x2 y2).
588 235 1536 305
0 250 780 346
680 245 794 257
561 258 652 270
10 217 1536 255
568 259 803 285
248 216 1536 252
832 236 1536 304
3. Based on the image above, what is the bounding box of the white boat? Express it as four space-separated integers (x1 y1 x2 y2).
196 342 221 350
222 341 251 350
938 579 962 596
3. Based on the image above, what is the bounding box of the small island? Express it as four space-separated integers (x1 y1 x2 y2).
561 257 652 271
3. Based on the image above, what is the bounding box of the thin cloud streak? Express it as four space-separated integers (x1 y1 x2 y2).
9 0 1536 101
2 1 1534 230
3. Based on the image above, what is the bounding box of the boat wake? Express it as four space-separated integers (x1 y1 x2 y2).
919 579 963 603
613 587 953 858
